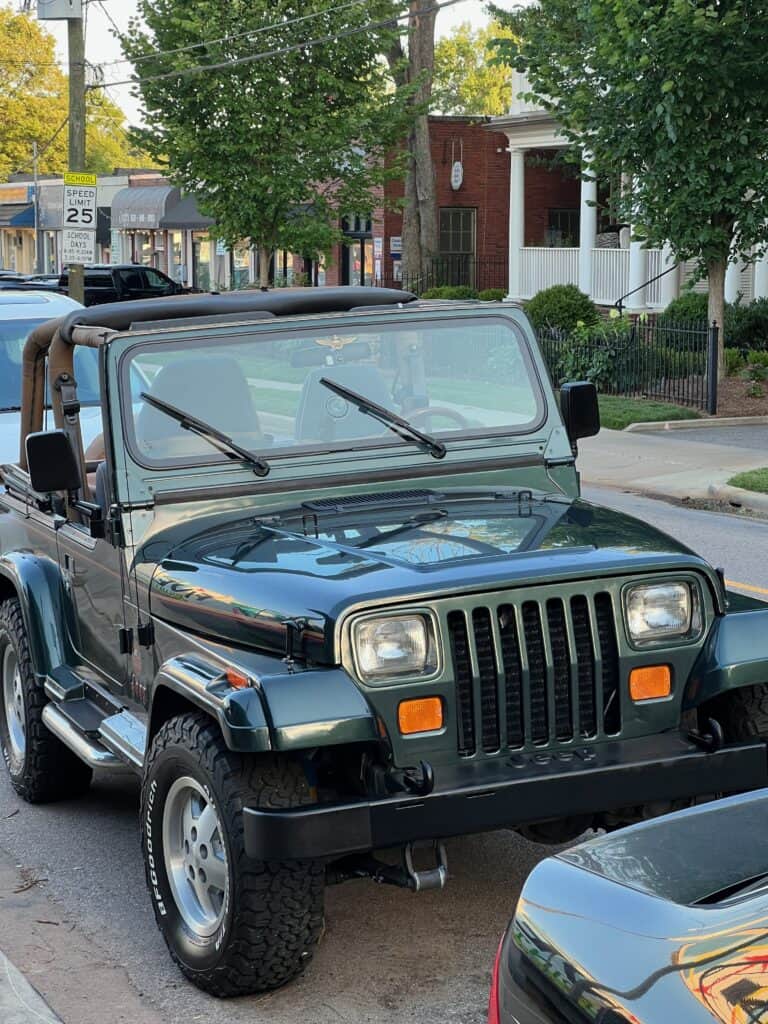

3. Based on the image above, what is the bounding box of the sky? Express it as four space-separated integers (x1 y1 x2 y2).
41 0 500 126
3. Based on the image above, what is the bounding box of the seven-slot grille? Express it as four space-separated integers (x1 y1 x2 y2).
447 593 621 757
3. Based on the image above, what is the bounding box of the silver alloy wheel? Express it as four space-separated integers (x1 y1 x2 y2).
162 776 229 937
2 645 25 763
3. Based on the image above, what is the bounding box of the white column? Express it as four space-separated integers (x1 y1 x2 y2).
626 237 647 309
506 147 525 301
725 258 741 303
578 151 597 296
659 241 679 307
755 250 768 300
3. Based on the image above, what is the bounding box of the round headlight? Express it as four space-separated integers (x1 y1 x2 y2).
625 582 699 643
353 614 437 683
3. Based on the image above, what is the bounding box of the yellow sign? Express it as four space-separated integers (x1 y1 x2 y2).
64 171 97 187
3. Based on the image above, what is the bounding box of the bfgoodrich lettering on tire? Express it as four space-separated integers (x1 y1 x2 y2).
0 598 92 803
140 711 324 997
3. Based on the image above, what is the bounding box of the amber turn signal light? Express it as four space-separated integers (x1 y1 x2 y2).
225 667 250 690
398 697 443 735
629 665 672 701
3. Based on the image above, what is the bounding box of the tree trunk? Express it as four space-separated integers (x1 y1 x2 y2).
258 244 271 290
707 257 726 380
395 1 438 288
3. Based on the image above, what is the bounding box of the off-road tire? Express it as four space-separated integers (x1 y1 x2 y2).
716 684 768 742
0 598 92 802
141 711 324 997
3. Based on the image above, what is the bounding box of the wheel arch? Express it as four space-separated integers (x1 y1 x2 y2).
0 553 76 678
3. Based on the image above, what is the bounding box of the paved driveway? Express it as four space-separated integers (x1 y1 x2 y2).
636 425 768 452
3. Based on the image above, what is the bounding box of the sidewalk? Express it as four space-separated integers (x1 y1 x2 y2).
1 951 60 1024
578 428 768 504
0 849 162 1024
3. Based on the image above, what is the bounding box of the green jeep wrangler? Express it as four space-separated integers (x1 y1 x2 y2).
1 287 767 997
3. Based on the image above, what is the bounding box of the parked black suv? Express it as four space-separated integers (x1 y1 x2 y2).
59 264 194 306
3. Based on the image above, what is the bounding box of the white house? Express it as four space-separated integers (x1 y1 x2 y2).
490 71 768 309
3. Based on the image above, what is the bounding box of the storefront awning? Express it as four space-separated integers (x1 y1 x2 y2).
160 193 215 231
0 203 34 228
111 185 180 230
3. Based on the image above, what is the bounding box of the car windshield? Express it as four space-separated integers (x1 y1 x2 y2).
0 317 100 412
121 315 543 467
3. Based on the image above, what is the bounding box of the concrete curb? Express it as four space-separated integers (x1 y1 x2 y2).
625 415 768 432
0 952 61 1024
708 483 768 513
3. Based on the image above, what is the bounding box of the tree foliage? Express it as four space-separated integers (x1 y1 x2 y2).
432 20 514 116
0 6 147 181
491 0 768 372
122 0 414 285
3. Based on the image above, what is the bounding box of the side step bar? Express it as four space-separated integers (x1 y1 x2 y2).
41 704 133 773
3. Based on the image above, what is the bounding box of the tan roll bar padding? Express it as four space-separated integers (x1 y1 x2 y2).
19 318 63 470
48 326 113 501
19 320 116 503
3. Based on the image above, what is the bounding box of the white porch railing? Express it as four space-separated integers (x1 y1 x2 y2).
645 249 664 307
591 249 629 306
519 247 579 299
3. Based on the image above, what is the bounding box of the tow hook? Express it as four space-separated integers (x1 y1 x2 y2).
404 840 448 892
688 717 725 753
328 840 448 892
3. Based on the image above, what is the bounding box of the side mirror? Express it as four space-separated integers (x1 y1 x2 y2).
560 382 600 445
26 430 81 493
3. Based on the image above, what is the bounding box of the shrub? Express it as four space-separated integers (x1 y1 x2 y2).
661 291 708 323
725 348 745 376
747 350 768 368
525 284 599 332
725 297 768 351
478 288 506 302
420 285 479 300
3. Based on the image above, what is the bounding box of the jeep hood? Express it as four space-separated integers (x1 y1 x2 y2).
147 491 714 661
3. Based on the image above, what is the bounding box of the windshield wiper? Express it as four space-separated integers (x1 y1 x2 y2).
319 378 446 460
140 392 270 477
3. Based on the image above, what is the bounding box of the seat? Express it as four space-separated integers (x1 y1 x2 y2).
294 364 392 443
135 355 262 455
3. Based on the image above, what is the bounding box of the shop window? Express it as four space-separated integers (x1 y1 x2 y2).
546 208 579 247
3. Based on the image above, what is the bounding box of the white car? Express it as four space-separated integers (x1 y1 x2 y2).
0 290 105 466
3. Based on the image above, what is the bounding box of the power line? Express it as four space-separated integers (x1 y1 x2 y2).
97 0 375 69
11 113 69 175
92 0 467 90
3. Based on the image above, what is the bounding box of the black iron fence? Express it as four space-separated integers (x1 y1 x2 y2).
380 255 507 295
538 319 719 414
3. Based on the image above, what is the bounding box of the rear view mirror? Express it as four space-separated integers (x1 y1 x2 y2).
560 382 600 445
26 430 81 493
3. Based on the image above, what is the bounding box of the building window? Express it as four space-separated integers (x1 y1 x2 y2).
546 208 579 248
439 208 476 256
341 213 373 286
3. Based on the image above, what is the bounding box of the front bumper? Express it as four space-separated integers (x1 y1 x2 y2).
243 733 767 861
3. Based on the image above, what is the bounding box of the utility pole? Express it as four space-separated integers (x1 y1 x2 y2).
67 11 86 302
67 13 86 173
32 140 40 274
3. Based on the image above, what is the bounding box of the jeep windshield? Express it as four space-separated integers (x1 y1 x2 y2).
120 315 544 467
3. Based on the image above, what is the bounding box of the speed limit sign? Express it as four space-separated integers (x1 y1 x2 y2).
63 181 97 227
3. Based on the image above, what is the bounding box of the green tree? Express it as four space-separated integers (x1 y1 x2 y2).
492 0 768 375
432 21 514 116
121 0 414 287
0 6 148 180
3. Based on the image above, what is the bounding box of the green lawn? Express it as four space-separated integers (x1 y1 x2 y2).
597 396 701 431
728 468 768 494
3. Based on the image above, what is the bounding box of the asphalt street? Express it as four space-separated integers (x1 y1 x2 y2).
0 488 766 1024
634 424 768 452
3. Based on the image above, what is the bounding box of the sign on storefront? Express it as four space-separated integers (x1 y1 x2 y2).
62 229 96 264
390 236 402 254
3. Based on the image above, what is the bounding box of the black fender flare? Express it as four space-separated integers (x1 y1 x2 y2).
684 608 768 710
0 552 76 678
149 657 379 754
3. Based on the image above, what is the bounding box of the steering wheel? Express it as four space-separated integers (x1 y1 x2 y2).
408 406 470 430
